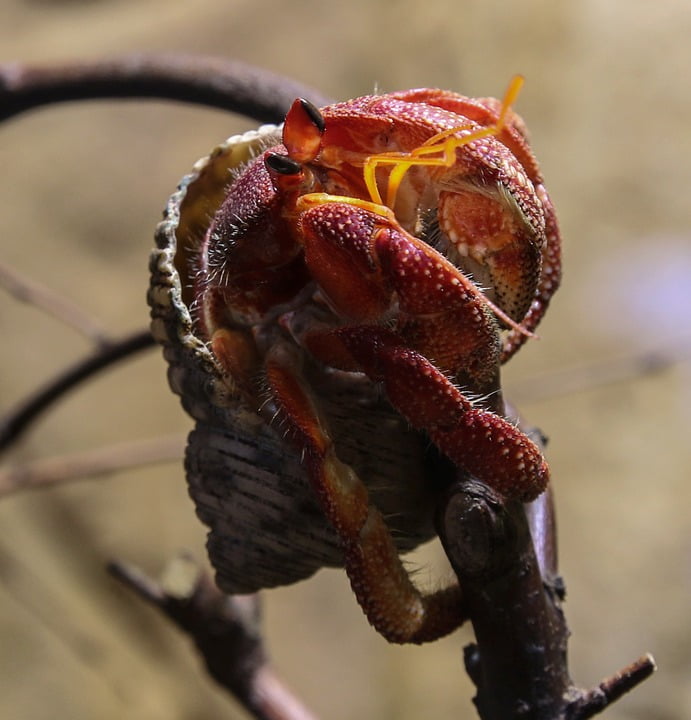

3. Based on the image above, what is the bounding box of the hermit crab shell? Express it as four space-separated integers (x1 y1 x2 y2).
149 125 444 594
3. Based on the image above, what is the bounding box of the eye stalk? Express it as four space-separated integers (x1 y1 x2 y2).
265 150 311 199
298 98 326 133
283 97 325 164
265 151 302 176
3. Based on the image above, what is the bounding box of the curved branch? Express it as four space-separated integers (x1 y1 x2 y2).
109 556 319 720
0 56 333 455
0 54 333 124
0 329 154 453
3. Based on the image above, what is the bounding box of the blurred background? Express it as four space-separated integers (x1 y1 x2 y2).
1 1 689 718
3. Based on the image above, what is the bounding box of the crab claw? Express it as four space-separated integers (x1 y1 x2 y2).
337 326 549 502
296 193 502 390
438 182 544 323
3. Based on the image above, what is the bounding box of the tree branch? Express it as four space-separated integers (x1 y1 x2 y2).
108 556 320 720
436 406 655 719
0 328 154 453
0 259 111 344
0 434 185 497
438 480 571 719
0 54 333 124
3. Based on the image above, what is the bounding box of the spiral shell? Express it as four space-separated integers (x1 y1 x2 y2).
149 126 444 594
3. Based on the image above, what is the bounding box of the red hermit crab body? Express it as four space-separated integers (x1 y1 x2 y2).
151 78 561 643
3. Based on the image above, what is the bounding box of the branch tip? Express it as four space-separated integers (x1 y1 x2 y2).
566 653 657 720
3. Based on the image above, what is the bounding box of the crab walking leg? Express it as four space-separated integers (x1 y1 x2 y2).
337 327 549 503
296 195 514 388
292 196 548 500
263 342 466 643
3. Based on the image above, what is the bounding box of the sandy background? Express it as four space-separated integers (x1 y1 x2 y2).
1 1 690 718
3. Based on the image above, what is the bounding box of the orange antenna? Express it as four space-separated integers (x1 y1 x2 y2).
363 75 525 209
296 191 536 340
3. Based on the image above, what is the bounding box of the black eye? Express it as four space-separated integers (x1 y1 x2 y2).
298 98 326 133
265 151 302 176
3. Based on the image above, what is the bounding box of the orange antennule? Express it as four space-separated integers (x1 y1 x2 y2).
363 75 525 209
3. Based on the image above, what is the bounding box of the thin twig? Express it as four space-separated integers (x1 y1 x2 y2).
0 54 333 124
510 333 691 404
0 328 154 453
0 260 111 345
109 556 320 720
0 434 185 498
565 654 657 720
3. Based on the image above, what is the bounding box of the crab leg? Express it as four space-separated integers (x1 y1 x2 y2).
261 341 465 643
335 326 548 502
294 196 549 501
295 194 510 386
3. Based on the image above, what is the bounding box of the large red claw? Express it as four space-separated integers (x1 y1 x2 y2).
299 196 502 388
298 200 392 321
339 327 549 502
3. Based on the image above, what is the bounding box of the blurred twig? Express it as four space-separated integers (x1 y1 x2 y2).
0 260 111 344
109 556 320 720
0 328 154 452
0 434 185 497
510 333 691 404
0 54 334 456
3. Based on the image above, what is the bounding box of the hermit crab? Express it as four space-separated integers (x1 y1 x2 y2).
149 76 562 644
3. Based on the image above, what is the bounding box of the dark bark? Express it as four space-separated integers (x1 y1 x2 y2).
436 457 654 718
438 481 571 719
109 557 319 720
0 54 332 124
